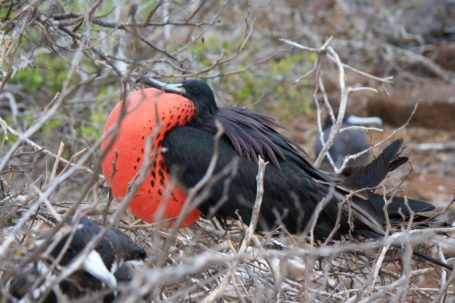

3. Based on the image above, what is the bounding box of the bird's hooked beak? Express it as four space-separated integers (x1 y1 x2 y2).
136 76 188 97
346 115 383 126
83 250 117 288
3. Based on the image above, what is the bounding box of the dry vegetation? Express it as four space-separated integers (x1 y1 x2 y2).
1 0 455 302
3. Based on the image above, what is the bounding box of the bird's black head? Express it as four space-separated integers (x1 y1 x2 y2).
181 80 218 122
136 76 218 124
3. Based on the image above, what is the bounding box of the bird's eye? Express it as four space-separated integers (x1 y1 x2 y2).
191 87 200 94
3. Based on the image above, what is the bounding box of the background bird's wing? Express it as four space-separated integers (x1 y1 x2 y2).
105 227 147 261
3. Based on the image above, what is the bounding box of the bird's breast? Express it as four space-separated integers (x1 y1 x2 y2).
102 88 201 226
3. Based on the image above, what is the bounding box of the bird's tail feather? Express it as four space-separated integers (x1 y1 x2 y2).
345 191 441 241
339 139 407 189
351 193 454 270
367 192 435 218
328 140 454 270
356 229 453 270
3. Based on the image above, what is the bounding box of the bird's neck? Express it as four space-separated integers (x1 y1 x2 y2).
184 95 219 127
187 107 217 126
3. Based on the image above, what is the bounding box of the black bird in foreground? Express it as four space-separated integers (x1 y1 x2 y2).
10 217 147 303
314 113 383 169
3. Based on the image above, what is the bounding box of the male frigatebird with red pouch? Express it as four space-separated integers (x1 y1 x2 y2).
102 77 445 246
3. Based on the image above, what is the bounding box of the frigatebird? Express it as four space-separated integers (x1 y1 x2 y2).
314 113 383 169
101 78 442 243
10 217 147 302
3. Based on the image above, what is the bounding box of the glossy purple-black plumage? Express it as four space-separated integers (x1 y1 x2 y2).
137 78 435 239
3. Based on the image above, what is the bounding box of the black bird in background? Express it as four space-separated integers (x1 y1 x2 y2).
134 77 440 242
10 217 147 303
314 113 383 170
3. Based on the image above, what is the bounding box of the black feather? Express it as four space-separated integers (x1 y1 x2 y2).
200 107 329 182
339 139 407 189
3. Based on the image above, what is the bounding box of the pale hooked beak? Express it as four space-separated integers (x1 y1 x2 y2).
346 115 383 126
136 76 188 96
83 250 117 288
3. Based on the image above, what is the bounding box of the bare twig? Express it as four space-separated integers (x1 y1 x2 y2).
201 157 268 303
